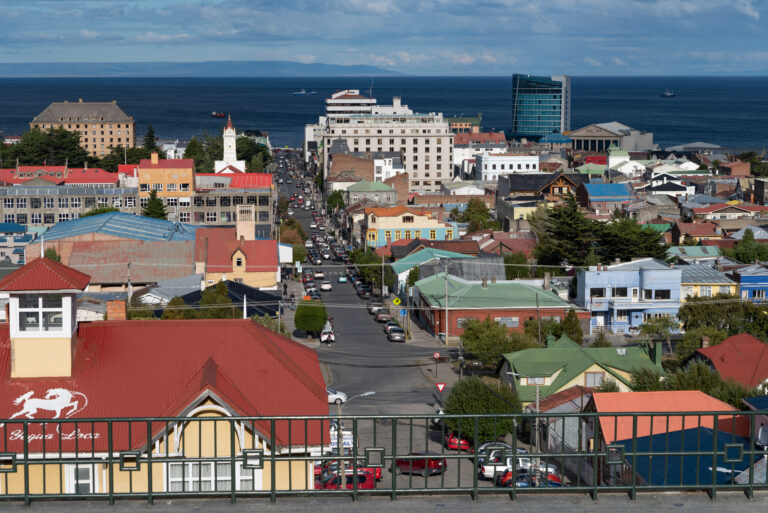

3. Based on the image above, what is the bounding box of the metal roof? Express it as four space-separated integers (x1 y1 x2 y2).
604 257 672 272
39 212 198 242
419 256 506 283
0 257 90 292
390 248 472 275
346 179 394 192
141 273 204 303
668 246 721 258
32 100 132 123
678 264 734 284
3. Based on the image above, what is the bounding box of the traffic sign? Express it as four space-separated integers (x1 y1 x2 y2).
400 309 407 316
436 383 446 393
433 352 440 359
393 297 401 306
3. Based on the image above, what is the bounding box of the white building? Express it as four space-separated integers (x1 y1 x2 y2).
371 152 405 182
214 116 246 173
452 132 507 176
440 179 486 196
474 152 540 181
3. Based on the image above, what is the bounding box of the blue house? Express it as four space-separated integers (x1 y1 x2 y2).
576 183 634 213
730 264 768 302
575 258 681 334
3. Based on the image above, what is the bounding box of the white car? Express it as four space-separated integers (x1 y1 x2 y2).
320 280 333 291
309 222 317 229
305 240 314 248
327 387 347 405
314 270 325 279
287 209 294 215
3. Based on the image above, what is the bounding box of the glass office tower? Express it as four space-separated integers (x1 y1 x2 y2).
511 74 571 139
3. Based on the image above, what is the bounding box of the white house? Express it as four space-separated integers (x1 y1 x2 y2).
636 173 696 198
440 179 487 196
372 152 405 182
474 152 539 181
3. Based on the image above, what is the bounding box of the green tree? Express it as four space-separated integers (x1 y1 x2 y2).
249 153 265 173
443 376 521 443
143 125 159 152
596 216 671 263
531 195 597 267
675 327 728 363
192 282 242 319
630 367 665 391
161 296 188 320
508 331 541 352
722 228 768 264
561 309 583 345
277 196 289 215
327 190 345 211
281 218 306 241
524 317 562 343
98 146 156 173
639 315 677 355
6 126 92 167
251 313 289 337
141 189 167 219
503 252 529 280
294 300 328 334
292 244 308 264
460 317 512 366
598 379 620 393
44 247 61 263
452 198 501 232
590 331 612 348
682 235 698 246
80 206 119 217
407 266 420 287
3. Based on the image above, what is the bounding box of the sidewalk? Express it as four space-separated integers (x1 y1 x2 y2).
280 275 319 349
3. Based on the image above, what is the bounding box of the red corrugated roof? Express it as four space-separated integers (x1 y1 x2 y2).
696 334 768 388
592 391 746 444
196 229 278 272
0 257 90 291
454 132 506 145
0 319 328 452
675 222 719 237
117 164 137 177
138 158 195 169
692 203 768 214
229 173 273 189
63 168 119 184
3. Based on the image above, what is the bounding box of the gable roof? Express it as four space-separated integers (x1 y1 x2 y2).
32 100 133 123
695 334 768 388
454 132 506 145
499 172 587 196
678 264 734 285
692 203 768 214
37 212 198 243
591 391 744 444
668 245 721 258
674 222 720 237
582 183 634 200
390 248 473 275
347 179 394 192
195 228 278 273
0 257 90 292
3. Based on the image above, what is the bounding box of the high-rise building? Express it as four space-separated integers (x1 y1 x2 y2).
511 74 571 140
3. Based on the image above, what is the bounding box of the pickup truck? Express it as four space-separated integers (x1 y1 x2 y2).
478 453 557 481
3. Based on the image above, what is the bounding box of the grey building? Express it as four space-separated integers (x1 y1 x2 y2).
344 179 397 206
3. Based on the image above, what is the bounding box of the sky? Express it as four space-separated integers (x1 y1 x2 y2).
1 0 767 75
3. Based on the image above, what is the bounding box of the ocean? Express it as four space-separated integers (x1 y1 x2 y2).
0 76 767 150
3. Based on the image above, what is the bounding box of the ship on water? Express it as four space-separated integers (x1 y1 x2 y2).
660 90 675 98
210 111 227 118
292 89 317 96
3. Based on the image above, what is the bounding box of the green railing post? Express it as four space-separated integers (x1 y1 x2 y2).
391 416 397 501
630 414 637 500
108 420 115 504
146 420 153 505
23 422 30 507
710 415 718 501
591 413 599 501
230 419 237 504
270 419 276 503
472 416 479 501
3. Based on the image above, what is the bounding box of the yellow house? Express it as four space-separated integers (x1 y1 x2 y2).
499 335 664 408
0 257 328 496
137 153 195 204
363 206 458 248
680 265 738 301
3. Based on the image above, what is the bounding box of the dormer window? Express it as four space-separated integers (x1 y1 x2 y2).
236 257 243 267
18 293 64 332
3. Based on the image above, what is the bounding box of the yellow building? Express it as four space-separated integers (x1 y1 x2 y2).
137 153 195 206
680 265 738 301
363 206 458 248
0 257 328 496
30 99 135 157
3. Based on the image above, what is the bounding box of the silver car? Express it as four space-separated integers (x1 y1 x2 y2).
387 327 405 342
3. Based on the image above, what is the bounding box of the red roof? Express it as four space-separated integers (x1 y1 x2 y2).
0 257 90 292
229 173 273 189
138 158 195 170
0 319 328 452
696 334 768 388
63 168 119 184
692 203 768 214
225 114 234 130
592 391 747 444
454 132 506 145
196 228 278 273
675 222 719 237
117 164 137 177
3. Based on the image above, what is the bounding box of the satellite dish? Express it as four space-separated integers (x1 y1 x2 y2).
757 425 768 449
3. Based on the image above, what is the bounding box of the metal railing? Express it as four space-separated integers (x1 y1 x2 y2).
0 410 766 504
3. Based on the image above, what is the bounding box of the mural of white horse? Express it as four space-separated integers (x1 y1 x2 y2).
8 388 88 421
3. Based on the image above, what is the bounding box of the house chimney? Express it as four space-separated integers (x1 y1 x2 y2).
482 278 488 288
106 300 127 321
614 258 620 265
702 336 710 348
543 272 551 290
151 152 159 165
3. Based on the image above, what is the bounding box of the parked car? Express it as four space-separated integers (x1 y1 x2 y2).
320 280 333 291
359 289 372 300
318 460 382 481
445 432 472 452
317 470 376 490
326 387 346 404
309 222 317 229
314 270 325 279
478 449 536 481
338 275 348 283
383 320 400 333
387 327 406 342
394 452 446 476
374 311 392 323
367 300 383 314
497 468 562 488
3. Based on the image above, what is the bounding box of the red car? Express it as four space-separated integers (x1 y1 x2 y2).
497 468 562 488
445 432 473 452
394 452 447 476
316 470 376 490
315 460 382 481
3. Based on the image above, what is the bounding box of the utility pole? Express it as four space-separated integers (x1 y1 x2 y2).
381 255 385 302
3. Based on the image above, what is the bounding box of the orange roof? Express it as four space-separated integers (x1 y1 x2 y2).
696 333 768 388
364 206 430 218
454 132 506 145
592 391 747 444
138 158 195 170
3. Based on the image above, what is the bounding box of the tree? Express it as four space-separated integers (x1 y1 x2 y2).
630 367 665 391
195 282 242 319
722 228 768 264
407 266 420 287
277 196 289 215
531 195 597 267
590 331 612 348
142 190 167 219
294 300 328 334
44 247 61 263
452 198 501 232
235 137 272 172
460 317 513 366
675 327 728 363
81 206 119 217
281 218 306 241
682 235 698 246
598 379 620 393
561 309 583 345
161 296 188 320
98 146 155 173
327 190 345 211
5 126 92 167
292 244 308 264
508 331 541 352
143 125 159 152
524 317 562 343
443 376 521 443
639 315 677 355
280 228 303 246
596 216 670 263
503 252 529 280
251 313 289 337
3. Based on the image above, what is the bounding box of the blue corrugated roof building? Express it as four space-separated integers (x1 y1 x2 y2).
39 212 198 242
582 183 634 200
0 223 26 234
539 133 573 144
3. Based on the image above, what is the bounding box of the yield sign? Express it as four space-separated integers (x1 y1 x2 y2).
436 383 446 393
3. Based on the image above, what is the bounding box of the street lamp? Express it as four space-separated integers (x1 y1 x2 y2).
507 371 541 481
335 391 375 481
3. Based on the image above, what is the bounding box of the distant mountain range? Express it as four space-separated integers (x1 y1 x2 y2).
0 60 401 78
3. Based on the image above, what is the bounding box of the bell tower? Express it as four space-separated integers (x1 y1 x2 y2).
223 115 237 163
0 257 90 378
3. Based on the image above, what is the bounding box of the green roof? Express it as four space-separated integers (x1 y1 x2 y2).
414 273 572 310
667 245 721 258
575 163 606 174
666 169 709 175
608 147 629 157
346 179 394 192
502 336 662 402
390 249 472 275
644 223 671 233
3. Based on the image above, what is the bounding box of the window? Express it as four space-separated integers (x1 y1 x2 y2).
429 229 436 240
97 197 108 207
612 287 627 298
494 316 519 328
446 229 453 239
718 285 730 294
258 195 269 206
17 213 27 225
206 211 217 222
59 197 69 208
615 311 628 322
58 213 69 222
194 197 204 207
179 212 191 222
206 197 217 207
4 214 14 224
18 293 64 332
456 318 471 328
71 197 81 208
167 462 256 492
44 213 55 224
585 372 604 387
232 196 243 205
384 230 392 240
140 183 149 192
402 216 414 223
590 288 606 299
68 464 97 494
654 289 671 300
166 198 178 207
16 198 26 209
31 198 41 209
643 289 653 300
125 197 135 207
220 196 231 207
682 286 694 298
258 211 269 222
235 257 243 267
700 285 712 297
179 197 190 207
152 184 163 191
31 213 41 225
3 198 12 209
84 197 95 208
194 212 205 223
140 198 149 208
180 183 190 192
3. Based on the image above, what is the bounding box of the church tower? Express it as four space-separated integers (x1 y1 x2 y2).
215 115 246 174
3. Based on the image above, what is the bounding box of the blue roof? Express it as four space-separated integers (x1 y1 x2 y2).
616 427 756 486
743 396 768 411
583 183 633 199
40 212 198 242
12 248 24 254
539 133 573 144
0 223 26 234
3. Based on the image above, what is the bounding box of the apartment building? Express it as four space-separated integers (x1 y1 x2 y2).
474 152 540 181
30 99 135 157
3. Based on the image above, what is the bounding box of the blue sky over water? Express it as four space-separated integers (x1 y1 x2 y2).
2 0 766 75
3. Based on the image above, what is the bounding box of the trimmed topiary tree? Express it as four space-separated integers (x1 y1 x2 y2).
443 376 521 443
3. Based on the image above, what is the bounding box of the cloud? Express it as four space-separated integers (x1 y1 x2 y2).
78 29 100 40
295 54 316 64
134 32 189 43
367 54 396 67
611 56 629 66
583 57 604 67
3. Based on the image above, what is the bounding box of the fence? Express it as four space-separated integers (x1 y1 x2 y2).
0 410 766 504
